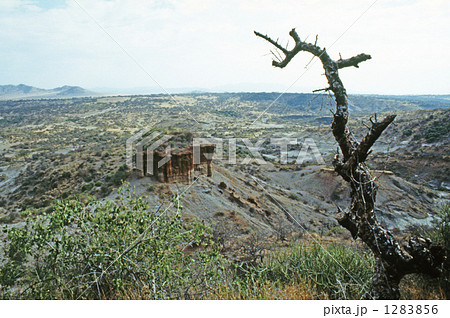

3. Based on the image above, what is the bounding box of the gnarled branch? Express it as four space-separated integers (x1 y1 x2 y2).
337 53 372 69
255 28 446 299
340 114 396 176
254 31 288 55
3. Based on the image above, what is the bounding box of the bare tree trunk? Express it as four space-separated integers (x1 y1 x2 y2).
255 28 446 299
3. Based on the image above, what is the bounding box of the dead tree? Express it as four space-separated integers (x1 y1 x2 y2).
255 28 446 299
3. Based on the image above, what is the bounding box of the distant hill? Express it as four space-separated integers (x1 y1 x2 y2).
1 85 449 113
0 84 100 100
213 92 450 115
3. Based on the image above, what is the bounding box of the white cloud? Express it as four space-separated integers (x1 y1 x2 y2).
0 0 449 94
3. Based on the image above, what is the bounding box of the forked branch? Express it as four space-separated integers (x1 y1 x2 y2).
255 28 373 161
255 28 446 299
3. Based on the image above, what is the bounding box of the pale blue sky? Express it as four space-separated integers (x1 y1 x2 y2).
0 0 449 94
32 0 66 9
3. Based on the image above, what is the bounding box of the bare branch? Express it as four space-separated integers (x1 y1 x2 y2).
312 87 331 93
342 114 396 172
288 28 301 44
254 31 288 55
337 53 372 69
270 50 281 62
353 114 396 163
255 27 446 299
255 27 371 161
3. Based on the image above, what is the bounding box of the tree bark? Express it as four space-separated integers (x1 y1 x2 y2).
255 28 446 299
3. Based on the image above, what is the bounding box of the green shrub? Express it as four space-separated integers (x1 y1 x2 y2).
0 213 18 224
106 165 129 186
402 128 413 137
424 120 449 143
0 184 224 299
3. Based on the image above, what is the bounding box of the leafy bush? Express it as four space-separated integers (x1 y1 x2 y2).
106 164 129 186
0 182 383 300
424 119 449 143
0 184 224 299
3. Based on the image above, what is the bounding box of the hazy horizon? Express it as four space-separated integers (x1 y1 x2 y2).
3 82 450 97
1 0 449 95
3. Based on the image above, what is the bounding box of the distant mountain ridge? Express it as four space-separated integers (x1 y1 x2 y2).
0 84 99 100
210 92 450 115
1 84 449 113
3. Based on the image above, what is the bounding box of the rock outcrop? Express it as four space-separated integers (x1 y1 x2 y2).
138 144 215 183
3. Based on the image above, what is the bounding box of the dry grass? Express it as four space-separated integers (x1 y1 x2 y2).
110 280 323 300
207 280 328 300
399 274 446 300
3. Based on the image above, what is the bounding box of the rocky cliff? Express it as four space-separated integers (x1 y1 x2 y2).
138 144 215 183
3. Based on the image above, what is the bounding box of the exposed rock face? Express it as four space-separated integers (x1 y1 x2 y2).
152 149 194 183
138 144 215 183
